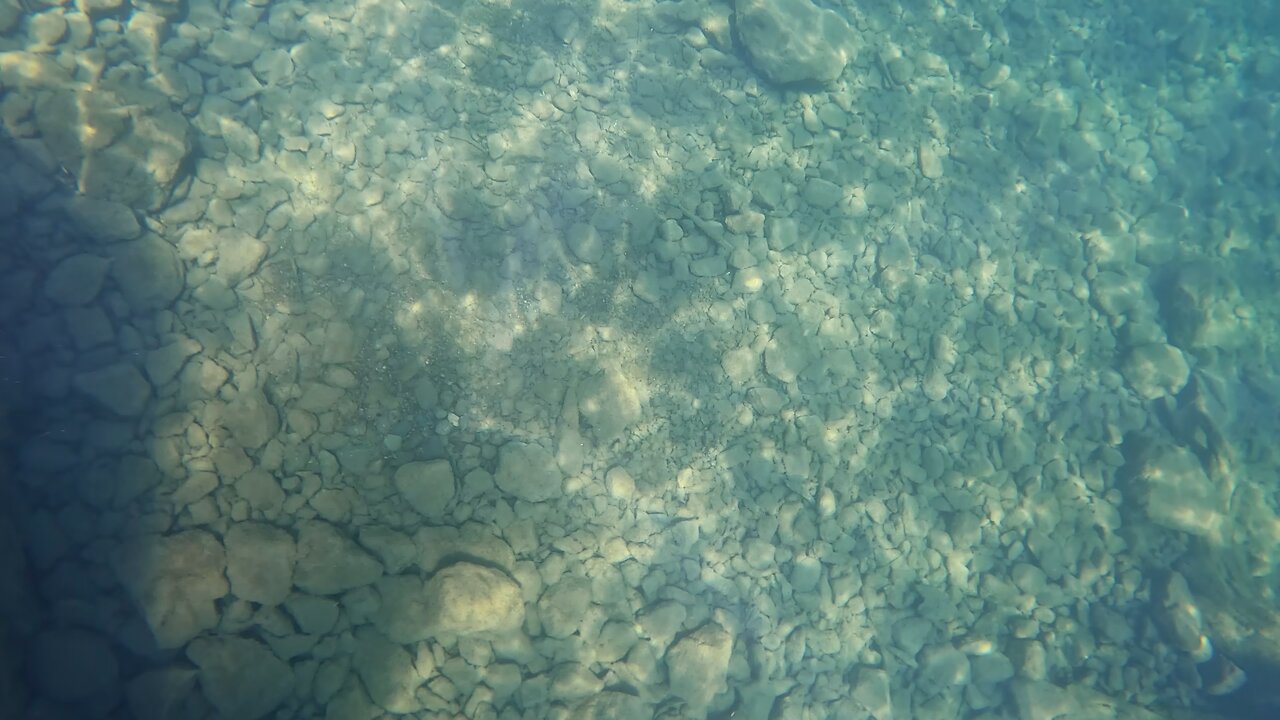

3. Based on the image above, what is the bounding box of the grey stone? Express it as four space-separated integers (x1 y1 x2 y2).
577 366 643 443
393 459 456 519
214 229 267 285
43 253 112 305
665 622 732 710
109 234 184 311
971 652 1015 687
125 667 199 720
206 27 266 66
424 562 524 637
30 627 119 703
111 530 228 649
77 106 191 210
236 468 285 515
374 574 432 644
225 522 295 606
358 525 418 575
1122 343 1189 400
186 636 293 720
494 441 562 503
916 644 971 696
283 594 339 636
220 388 279 449
353 628 421 713
293 520 383 595
144 336 201 386
802 177 842 208
65 196 141 241
73 361 152 416
1138 444 1221 538
852 667 892 720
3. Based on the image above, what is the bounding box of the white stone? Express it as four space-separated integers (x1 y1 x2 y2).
918 143 944 179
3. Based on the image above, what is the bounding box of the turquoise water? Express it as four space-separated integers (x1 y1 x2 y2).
0 0 1278 717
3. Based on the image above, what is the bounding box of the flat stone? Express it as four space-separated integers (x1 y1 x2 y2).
236 468 284 514
567 222 604 263
358 525 418 575
1138 444 1221 538
538 577 591 639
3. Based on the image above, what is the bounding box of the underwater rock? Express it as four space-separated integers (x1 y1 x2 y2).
735 0 856 86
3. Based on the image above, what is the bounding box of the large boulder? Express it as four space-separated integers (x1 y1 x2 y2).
186 636 294 720
293 520 383 595
111 531 228 649
424 562 524 637
736 0 856 85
